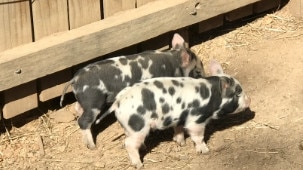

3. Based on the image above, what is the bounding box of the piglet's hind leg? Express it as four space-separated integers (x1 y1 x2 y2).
124 134 146 169
78 108 101 149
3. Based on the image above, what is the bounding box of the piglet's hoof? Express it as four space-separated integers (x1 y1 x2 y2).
173 136 185 146
196 145 210 154
134 162 143 169
87 144 96 150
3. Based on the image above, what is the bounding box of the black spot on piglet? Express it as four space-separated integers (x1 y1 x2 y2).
151 112 158 119
176 97 182 104
178 110 189 126
199 83 210 99
142 88 156 111
119 58 128 65
129 114 145 132
137 106 146 115
168 86 175 96
154 81 164 89
162 103 170 114
159 97 165 103
172 80 180 86
163 116 172 127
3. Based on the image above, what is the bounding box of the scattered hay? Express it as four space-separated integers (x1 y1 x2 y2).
192 10 303 66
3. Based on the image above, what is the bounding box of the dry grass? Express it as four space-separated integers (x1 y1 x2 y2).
192 10 303 63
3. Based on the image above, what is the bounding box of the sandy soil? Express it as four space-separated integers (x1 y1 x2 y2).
1 10 303 170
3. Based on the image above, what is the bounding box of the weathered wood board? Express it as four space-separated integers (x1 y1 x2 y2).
0 0 32 52
32 0 69 40
140 33 170 51
33 0 69 102
37 0 101 102
0 0 37 117
225 5 253 21
0 0 262 92
136 0 158 7
2 81 38 119
68 0 101 29
103 0 136 18
254 0 281 13
198 15 224 33
38 69 72 102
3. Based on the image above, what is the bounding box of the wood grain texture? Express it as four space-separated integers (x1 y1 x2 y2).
140 33 170 51
0 0 32 52
103 0 136 18
136 0 157 7
32 0 69 40
0 0 262 91
253 0 281 13
2 81 38 119
198 15 224 33
38 69 72 102
225 5 253 21
68 0 101 29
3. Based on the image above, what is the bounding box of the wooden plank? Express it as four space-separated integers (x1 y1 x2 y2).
140 33 170 51
38 69 72 102
103 0 136 18
136 0 157 7
0 0 32 52
0 1 37 118
68 0 101 29
32 0 69 40
198 15 224 33
38 0 101 101
253 0 281 13
32 0 70 102
2 81 38 119
106 45 138 58
0 0 262 92
225 5 253 21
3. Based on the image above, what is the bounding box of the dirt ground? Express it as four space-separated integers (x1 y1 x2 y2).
1 9 303 170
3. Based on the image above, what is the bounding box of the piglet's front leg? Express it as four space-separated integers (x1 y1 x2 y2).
173 126 186 146
187 124 209 154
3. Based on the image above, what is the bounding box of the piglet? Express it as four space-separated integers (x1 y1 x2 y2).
99 61 250 168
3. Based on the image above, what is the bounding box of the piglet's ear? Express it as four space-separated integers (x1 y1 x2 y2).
219 77 234 98
209 60 224 76
172 33 185 49
181 50 190 67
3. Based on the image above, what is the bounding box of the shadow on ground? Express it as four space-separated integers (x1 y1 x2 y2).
205 108 255 142
137 108 255 162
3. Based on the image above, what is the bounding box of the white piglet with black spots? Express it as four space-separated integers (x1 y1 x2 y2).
100 61 250 168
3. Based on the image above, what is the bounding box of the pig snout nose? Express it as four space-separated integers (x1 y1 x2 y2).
244 95 251 107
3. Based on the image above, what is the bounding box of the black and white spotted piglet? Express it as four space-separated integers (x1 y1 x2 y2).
99 61 250 168
60 33 205 149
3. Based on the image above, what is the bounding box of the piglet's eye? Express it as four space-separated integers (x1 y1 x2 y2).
235 85 242 97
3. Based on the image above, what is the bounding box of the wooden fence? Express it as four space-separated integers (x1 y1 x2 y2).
0 0 285 119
